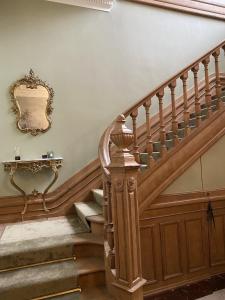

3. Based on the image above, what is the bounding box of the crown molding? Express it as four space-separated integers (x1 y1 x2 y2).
47 0 114 11
129 0 225 20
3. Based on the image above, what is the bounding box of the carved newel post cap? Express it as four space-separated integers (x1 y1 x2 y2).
108 115 139 169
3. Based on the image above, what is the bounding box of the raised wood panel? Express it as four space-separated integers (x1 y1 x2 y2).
160 222 183 280
209 214 225 267
185 217 208 273
140 226 157 283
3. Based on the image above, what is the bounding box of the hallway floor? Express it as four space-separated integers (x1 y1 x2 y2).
198 289 225 299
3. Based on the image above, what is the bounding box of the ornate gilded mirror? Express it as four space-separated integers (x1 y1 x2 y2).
10 69 54 136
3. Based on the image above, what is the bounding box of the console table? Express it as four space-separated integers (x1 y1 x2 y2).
3 158 63 216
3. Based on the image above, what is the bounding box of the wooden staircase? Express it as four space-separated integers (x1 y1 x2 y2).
98 40 225 299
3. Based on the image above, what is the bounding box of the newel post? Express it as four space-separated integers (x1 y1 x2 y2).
107 115 146 300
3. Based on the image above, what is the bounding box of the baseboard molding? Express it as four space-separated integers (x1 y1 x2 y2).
144 272 225 299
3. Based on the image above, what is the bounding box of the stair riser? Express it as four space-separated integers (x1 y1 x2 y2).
90 222 104 235
74 244 104 259
0 274 77 300
78 271 105 288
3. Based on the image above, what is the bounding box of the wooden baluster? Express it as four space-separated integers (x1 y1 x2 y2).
191 64 201 127
168 80 179 145
108 115 146 300
103 178 115 269
156 89 167 157
212 49 222 109
143 99 154 166
130 109 140 163
223 45 225 67
202 57 212 117
180 72 191 136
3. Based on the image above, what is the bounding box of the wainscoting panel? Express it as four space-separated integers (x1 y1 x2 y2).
141 196 225 297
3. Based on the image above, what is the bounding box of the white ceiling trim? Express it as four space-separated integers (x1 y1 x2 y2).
47 0 114 11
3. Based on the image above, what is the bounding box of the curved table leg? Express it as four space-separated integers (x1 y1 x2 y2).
9 167 29 218
42 165 59 212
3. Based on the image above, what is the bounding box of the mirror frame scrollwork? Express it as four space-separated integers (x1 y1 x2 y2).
10 69 54 136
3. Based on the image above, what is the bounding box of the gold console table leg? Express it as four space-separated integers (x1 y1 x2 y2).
42 164 59 212
9 167 29 218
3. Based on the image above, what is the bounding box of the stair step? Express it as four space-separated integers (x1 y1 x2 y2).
86 215 104 235
0 257 104 300
46 290 80 300
92 189 104 207
86 215 104 224
80 286 115 300
0 233 103 271
75 202 103 231
140 152 160 165
47 286 114 300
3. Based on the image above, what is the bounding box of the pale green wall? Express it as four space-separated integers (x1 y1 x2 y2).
0 0 224 196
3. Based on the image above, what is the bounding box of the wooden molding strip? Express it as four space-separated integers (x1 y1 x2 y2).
151 188 225 209
128 0 225 20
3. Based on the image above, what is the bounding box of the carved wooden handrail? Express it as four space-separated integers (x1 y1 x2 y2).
99 40 225 299
99 40 225 175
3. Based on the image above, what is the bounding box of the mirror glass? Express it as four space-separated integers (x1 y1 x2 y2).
14 85 49 131
10 70 54 136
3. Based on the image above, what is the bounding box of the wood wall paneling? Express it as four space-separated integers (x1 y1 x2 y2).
140 226 158 284
160 221 183 280
141 194 225 296
209 209 225 267
184 215 209 273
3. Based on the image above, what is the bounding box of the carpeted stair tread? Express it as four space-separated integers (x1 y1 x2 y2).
47 285 114 300
75 202 102 217
92 189 104 207
0 260 77 300
0 257 104 300
0 233 103 271
75 201 103 230
48 291 80 300
86 215 104 224
0 216 87 244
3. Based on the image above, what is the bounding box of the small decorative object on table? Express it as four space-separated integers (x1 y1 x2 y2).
14 146 21 160
47 151 54 159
